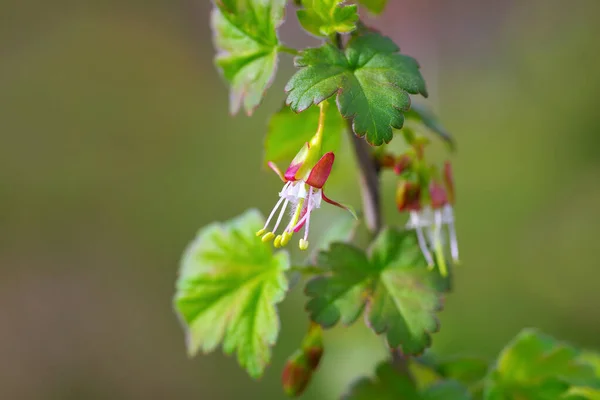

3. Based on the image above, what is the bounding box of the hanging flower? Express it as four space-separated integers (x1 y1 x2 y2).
257 103 356 250
396 161 459 276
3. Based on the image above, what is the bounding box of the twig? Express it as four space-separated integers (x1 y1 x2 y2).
335 32 409 375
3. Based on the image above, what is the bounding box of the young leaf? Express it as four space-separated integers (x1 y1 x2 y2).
305 229 443 355
357 0 388 14
366 229 442 354
297 0 358 37
265 99 344 165
421 381 472 400
343 362 471 400
286 32 428 146
484 329 600 400
173 209 290 379
343 362 420 400
211 0 286 115
404 103 455 150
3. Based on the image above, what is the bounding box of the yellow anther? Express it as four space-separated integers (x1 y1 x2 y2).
281 232 292 246
299 239 309 251
261 232 275 243
274 235 283 248
256 229 266 237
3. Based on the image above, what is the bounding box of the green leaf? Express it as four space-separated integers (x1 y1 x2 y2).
434 356 490 387
404 103 455 150
286 32 428 146
211 0 286 115
173 209 290 378
422 380 472 400
264 99 345 165
357 0 388 14
484 329 600 400
343 362 471 400
343 362 420 400
297 0 358 37
305 228 443 355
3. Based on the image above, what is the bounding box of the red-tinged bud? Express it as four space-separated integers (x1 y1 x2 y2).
379 153 396 169
282 350 312 397
393 154 413 175
444 161 455 204
300 323 324 370
429 182 448 209
396 181 421 212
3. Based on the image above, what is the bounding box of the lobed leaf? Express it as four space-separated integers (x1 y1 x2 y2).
357 0 388 14
286 32 428 146
297 0 358 37
211 0 286 115
173 209 290 378
484 329 600 400
305 228 443 355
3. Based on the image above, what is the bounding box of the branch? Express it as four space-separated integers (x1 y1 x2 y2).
335 32 408 374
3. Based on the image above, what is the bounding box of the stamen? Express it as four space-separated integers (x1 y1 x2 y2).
274 235 283 248
299 238 309 251
261 232 275 242
263 195 285 231
272 200 289 233
281 232 292 246
411 211 433 266
303 187 313 241
255 229 266 237
448 221 459 263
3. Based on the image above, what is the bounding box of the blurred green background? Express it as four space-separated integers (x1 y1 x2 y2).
2 0 600 399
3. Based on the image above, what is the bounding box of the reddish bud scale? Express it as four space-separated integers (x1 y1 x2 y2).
396 181 422 211
393 154 413 175
379 153 396 169
444 161 455 204
282 352 312 397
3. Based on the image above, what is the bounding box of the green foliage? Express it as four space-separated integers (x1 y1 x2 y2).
343 362 471 400
265 99 345 165
357 0 388 14
404 103 455 150
305 228 443 354
211 0 286 115
297 0 358 37
484 329 600 400
286 32 428 145
173 209 290 378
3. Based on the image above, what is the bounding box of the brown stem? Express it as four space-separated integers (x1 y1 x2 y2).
335 32 409 375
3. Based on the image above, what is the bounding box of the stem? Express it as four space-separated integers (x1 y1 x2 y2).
278 45 300 56
335 33 407 373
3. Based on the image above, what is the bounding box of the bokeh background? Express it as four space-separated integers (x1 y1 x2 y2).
2 0 600 399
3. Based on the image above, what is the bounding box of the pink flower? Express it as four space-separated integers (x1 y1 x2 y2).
257 105 356 250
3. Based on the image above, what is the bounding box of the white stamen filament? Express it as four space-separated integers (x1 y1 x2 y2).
263 195 285 230
411 211 433 265
272 199 289 233
303 187 313 241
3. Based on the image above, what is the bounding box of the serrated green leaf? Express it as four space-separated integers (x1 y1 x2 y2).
174 209 290 379
305 243 371 326
211 0 286 115
286 32 428 146
404 103 455 150
357 0 388 14
422 380 472 400
305 228 442 355
343 362 471 400
366 229 441 354
297 0 358 37
265 99 345 165
343 362 420 400
484 329 600 400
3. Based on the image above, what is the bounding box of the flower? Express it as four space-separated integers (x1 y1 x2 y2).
257 103 356 250
397 161 459 276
